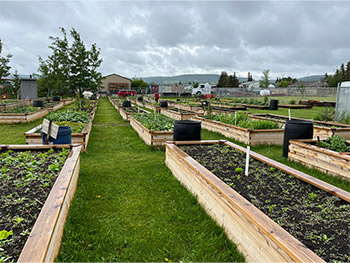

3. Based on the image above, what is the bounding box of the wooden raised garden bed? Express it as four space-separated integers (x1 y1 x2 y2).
129 116 173 146
288 138 350 180
24 106 97 152
278 104 312 109
0 144 82 262
173 103 204 114
240 104 269 110
160 107 196 120
191 115 284 145
165 140 350 262
0 100 32 112
250 113 350 139
0 108 49 124
299 100 336 107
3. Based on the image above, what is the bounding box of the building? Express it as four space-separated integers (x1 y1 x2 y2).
100 73 132 96
288 81 328 88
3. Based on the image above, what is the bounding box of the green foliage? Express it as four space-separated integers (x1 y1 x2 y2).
314 107 335 122
5 106 40 113
53 121 85 133
47 110 90 123
320 135 349 153
0 230 13 241
38 27 103 96
217 71 239 87
325 60 350 87
288 99 296 105
0 39 12 86
259 69 270 89
235 167 243 173
132 113 174 131
208 112 279 130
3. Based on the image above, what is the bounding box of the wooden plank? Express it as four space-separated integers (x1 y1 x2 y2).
130 117 173 146
289 139 350 181
165 141 324 262
17 145 82 262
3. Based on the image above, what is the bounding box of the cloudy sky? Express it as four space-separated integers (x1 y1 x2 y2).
0 0 349 80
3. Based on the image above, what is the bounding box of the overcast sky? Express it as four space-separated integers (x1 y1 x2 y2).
0 0 349 80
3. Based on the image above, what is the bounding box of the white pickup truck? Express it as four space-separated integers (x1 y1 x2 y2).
191 83 212 95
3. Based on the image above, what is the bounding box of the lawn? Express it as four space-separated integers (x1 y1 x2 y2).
56 98 244 262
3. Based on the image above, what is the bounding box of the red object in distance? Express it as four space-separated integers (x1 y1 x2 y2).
117 90 136 97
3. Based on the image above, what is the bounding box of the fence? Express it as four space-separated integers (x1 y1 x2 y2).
212 87 337 101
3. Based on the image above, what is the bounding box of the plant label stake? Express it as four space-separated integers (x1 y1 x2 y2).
288 109 291 120
235 111 237 126
245 146 250 176
138 106 140 114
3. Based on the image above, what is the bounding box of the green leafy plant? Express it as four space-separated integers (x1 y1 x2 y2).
235 167 243 173
132 113 174 131
320 135 349 153
47 110 90 123
0 230 13 241
5 106 41 114
314 107 335 122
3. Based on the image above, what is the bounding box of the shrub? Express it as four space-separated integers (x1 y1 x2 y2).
314 107 335 122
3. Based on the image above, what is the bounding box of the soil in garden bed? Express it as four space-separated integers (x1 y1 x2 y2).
180 144 350 262
0 148 70 262
167 107 195 114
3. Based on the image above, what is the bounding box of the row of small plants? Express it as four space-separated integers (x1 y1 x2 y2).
319 135 350 153
205 111 280 129
4 106 41 114
0 148 70 262
45 110 90 133
0 100 17 104
132 112 174 131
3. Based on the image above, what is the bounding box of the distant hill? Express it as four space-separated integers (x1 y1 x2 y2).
297 75 325 82
142 74 248 85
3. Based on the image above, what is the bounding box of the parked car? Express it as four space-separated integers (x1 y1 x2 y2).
118 90 136 97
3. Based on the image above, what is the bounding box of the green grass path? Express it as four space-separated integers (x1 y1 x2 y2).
57 98 244 262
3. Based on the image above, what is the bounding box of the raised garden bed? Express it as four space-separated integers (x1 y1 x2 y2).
240 104 269 110
24 107 97 152
211 104 247 112
173 103 204 114
0 144 82 262
165 140 350 262
0 100 32 112
191 115 284 145
250 113 350 139
289 137 350 181
0 107 49 124
278 104 313 109
130 113 173 146
160 107 196 120
299 100 336 107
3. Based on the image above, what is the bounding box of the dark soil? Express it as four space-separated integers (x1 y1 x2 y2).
180 143 350 262
0 148 70 262
168 108 195 114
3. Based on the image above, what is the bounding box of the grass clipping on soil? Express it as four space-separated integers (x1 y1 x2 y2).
0 148 70 262
180 144 350 263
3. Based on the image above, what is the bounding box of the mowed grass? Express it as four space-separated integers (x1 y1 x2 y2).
56 98 244 262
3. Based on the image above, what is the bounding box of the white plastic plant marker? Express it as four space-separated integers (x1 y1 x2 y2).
235 111 237 126
245 146 250 176
138 106 140 114
289 108 291 120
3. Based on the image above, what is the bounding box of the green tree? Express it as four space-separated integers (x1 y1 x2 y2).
259 69 270 89
229 72 239 87
12 70 21 99
131 77 149 93
38 27 103 97
247 72 253 81
345 61 350 81
0 39 12 86
217 71 229 87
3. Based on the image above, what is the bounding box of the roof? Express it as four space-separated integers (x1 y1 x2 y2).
102 73 132 81
288 80 328 88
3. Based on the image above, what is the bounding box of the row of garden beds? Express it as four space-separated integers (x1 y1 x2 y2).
109 97 350 262
0 99 76 124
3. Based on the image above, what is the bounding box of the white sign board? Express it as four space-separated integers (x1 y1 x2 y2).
42 119 59 139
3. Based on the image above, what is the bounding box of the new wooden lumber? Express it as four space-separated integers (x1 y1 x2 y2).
0 144 82 263
191 115 284 145
165 140 350 262
289 139 350 181
129 116 173 146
